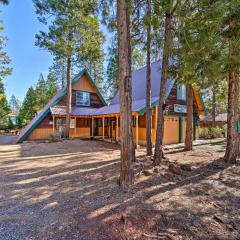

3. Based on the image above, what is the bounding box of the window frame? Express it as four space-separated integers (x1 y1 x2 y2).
70 118 75 129
55 117 66 130
76 90 91 107
177 84 186 101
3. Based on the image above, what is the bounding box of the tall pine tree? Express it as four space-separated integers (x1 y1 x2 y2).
175 0 240 162
0 9 12 129
117 0 134 188
18 87 36 127
9 94 21 113
34 0 105 137
154 0 180 165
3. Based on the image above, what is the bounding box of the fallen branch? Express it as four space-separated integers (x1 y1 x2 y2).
142 233 165 239
142 233 174 240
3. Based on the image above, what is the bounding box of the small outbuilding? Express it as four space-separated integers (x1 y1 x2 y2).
199 113 227 128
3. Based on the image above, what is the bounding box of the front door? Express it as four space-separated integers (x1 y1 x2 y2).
94 119 99 136
110 119 116 142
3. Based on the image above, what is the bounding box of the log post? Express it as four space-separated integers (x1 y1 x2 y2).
74 116 77 137
53 115 55 134
116 115 119 143
91 117 94 138
102 116 105 140
136 114 139 149
108 117 111 139
154 106 158 145
154 106 158 130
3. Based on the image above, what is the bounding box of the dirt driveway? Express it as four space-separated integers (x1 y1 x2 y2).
0 135 18 145
0 139 239 240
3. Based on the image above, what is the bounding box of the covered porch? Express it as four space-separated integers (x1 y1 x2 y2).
51 109 159 148
51 104 191 147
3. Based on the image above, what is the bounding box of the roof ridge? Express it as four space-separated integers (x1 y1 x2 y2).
132 59 161 74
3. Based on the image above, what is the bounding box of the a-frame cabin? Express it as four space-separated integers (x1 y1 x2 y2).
17 61 205 146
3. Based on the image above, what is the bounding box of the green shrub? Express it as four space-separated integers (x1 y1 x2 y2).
199 126 225 139
48 133 61 142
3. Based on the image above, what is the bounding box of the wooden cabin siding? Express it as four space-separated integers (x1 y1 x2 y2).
27 128 53 140
56 90 103 108
35 115 53 129
55 74 104 108
133 114 198 146
134 115 180 145
76 118 90 128
165 83 199 116
90 93 104 108
26 115 53 140
72 75 96 93
69 128 90 138
138 113 155 129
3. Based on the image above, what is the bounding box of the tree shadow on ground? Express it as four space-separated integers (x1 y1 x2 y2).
0 139 239 240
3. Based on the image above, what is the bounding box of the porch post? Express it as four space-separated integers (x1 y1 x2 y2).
136 113 139 148
108 117 111 139
102 116 105 140
154 106 158 145
116 115 119 143
154 106 158 130
91 117 94 138
53 115 55 134
74 116 77 137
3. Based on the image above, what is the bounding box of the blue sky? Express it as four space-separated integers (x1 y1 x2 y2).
1 0 110 101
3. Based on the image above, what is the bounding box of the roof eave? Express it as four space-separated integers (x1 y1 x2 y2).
18 90 66 143
137 79 175 116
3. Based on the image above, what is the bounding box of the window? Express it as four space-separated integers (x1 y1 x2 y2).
96 118 108 127
70 118 75 129
177 84 186 101
76 118 90 128
104 118 108 127
76 91 90 106
56 118 66 130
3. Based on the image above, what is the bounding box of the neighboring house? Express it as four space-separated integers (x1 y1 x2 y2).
17 61 205 145
199 113 227 128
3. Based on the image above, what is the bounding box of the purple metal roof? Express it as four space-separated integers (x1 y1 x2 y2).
51 106 98 116
94 96 160 115
49 61 173 117
51 96 160 117
17 61 176 143
111 60 172 105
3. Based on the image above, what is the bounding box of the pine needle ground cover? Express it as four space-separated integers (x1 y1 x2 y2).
0 139 239 239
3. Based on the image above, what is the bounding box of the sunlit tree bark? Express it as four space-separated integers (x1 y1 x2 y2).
117 0 134 188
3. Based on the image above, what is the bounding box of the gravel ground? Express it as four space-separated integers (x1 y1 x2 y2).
0 135 18 145
0 139 239 240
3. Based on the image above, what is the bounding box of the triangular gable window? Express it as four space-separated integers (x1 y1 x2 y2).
177 84 186 101
76 91 90 106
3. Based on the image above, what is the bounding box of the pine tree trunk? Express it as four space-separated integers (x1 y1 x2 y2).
117 0 134 188
212 84 216 127
224 71 240 164
154 12 172 165
154 39 159 62
61 59 65 88
65 56 72 138
185 84 193 151
146 0 152 157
